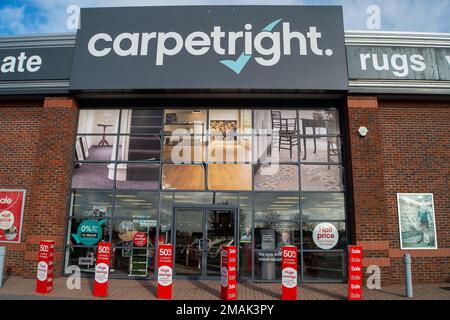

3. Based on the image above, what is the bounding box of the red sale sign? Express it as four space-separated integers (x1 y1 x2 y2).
133 232 147 247
157 244 173 299
0 189 26 243
220 245 237 300
36 240 55 294
93 242 111 297
282 246 298 300
348 245 363 300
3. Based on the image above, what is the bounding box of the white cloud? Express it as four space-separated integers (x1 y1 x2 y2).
0 6 29 34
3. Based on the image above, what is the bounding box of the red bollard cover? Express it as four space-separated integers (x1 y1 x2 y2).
281 246 298 300
348 245 363 300
36 240 55 294
157 244 173 299
220 245 237 300
93 242 111 297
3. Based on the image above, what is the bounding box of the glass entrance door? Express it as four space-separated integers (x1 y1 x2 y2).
173 208 236 278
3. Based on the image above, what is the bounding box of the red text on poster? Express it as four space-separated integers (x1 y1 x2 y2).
93 241 111 297
157 244 173 299
36 240 55 294
0 190 26 243
282 246 298 300
348 245 363 300
221 245 237 300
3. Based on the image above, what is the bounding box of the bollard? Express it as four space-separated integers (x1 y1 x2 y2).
0 247 5 288
404 254 413 298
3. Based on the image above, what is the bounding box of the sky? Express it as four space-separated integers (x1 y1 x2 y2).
0 0 449 36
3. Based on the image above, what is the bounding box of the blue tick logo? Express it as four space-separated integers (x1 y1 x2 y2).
220 19 283 74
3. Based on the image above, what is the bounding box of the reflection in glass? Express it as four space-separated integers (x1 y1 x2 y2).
71 190 113 217
301 165 344 191
301 193 345 220
254 221 300 250
65 246 98 273
207 164 252 191
162 164 205 190
303 252 345 281
254 251 282 280
113 192 158 218
254 193 299 220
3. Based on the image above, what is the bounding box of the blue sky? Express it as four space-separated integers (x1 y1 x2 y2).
0 0 449 36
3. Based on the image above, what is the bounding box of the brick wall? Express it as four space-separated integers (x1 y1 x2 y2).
346 96 450 284
0 97 78 277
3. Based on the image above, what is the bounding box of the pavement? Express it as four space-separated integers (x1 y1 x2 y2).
0 276 449 300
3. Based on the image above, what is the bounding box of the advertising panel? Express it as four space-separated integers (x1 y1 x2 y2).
281 246 298 300
348 245 363 300
221 245 237 300
157 244 173 299
0 190 26 243
36 240 55 294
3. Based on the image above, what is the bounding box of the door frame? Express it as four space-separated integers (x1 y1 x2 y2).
171 205 239 280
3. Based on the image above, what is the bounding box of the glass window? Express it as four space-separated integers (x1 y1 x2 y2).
164 109 207 134
120 109 163 135
254 250 282 280
254 135 298 163
77 109 120 134
72 163 115 189
118 135 161 161
254 110 298 135
254 165 299 191
115 163 160 190
300 137 341 163
113 192 158 219
303 251 346 281
254 193 299 220
75 135 118 161
254 221 300 250
163 135 205 163
162 164 205 190
301 193 346 221
207 164 252 191
70 190 113 217
209 109 251 135
207 137 252 163
65 246 98 273
301 165 344 191
112 219 157 248
111 246 155 277
298 109 340 136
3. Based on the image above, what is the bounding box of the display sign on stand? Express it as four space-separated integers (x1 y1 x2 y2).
281 246 298 300
36 240 55 294
93 241 111 297
220 245 237 300
348 245 363 300
157 244 173 299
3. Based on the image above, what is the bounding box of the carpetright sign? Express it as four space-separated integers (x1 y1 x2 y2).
70 6 348 91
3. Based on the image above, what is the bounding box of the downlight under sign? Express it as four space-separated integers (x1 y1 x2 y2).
70 6 348 91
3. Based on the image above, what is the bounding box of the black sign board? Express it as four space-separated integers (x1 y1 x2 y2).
70 6 349 91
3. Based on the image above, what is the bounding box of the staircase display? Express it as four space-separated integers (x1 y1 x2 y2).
126 109 162 182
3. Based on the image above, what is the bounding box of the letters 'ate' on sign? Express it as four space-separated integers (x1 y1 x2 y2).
70 6 348 91
0 48 73 81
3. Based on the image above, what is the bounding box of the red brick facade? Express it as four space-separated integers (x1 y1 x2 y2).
346 96 450 284
0 97 78 277
0 95 448 285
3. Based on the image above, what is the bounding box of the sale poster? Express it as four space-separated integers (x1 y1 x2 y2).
0 189 26 243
